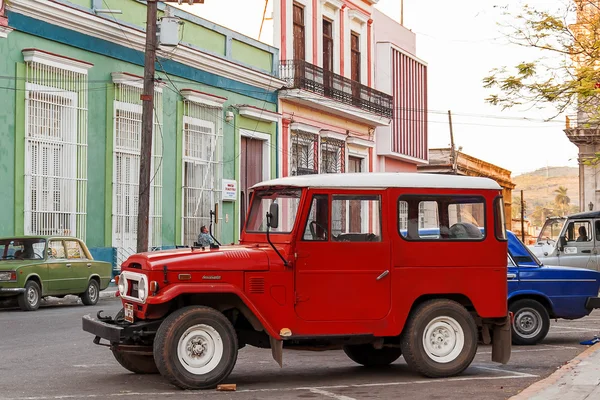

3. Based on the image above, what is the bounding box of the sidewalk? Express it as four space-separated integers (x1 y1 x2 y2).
509 342 600 400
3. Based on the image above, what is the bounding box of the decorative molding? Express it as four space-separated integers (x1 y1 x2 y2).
111 72 165 92
9 0 286 92
320 130 347 142
0 25 12 39
347 136 375 148
181 89 227 108
290 122 322 136
348 9 369 25
320 0 344 10
280 89 391 127
22 48 93 74
238 105 281 123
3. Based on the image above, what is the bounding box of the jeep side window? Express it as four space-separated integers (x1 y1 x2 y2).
331 195 381 242
303 195 329 241
398 195 485 241
565 221 592 243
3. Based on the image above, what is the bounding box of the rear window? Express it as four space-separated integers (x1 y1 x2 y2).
398 195 486 241
494 196 507 241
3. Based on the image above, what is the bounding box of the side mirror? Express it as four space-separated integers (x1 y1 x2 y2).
267 203 279 229
559 236 567 251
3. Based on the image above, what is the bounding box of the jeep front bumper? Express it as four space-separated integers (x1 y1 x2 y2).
82 311 162 344
585 296 600 311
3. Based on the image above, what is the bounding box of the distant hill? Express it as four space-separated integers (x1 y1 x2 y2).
512 166 579 211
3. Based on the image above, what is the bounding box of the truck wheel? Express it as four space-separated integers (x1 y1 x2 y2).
509 299 550 346
343 344 402 367
18 280 41 311
111 348 159 374
153 306 238 390
81 280 99 306
401 299 477 378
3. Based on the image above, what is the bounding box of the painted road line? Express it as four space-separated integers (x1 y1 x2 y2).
309 388 357 400
477 347 577 355
549 326 598 331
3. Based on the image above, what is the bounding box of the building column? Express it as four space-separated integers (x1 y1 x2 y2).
367 19 373 87
340 4 346 76
282 118 291 177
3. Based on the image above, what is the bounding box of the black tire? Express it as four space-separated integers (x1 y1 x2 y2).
111 348 159 374
153 306 238 390
343 344 402 367
509 299 550 346
81 279 100 306
18 280 41 311
401 299 478 378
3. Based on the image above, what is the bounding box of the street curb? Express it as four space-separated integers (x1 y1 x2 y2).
508 342 600 400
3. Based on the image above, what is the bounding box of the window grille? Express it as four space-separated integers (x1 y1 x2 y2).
320 136 345 174
181 101 223 247
112 83 163 265
290 130 318 176
24 62 88 240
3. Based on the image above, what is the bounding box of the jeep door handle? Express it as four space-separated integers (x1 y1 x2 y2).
376 270 389 280
582 250 592 254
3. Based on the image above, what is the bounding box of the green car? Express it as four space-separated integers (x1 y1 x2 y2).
0 236 112 311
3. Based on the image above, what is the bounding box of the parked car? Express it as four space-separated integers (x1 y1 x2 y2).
529 211 600 271
0 236 112 311
508 230 600 345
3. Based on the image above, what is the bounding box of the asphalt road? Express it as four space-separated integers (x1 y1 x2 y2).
1 296 599 400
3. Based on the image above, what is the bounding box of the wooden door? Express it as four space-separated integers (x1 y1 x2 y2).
293 4 305 86
323 19 333 96
240 137 264 233
348 156 363 232
351 32 361 105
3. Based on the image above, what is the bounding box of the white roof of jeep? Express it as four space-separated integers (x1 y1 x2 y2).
251 173 502 190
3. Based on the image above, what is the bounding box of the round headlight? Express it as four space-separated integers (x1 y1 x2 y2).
117 274 126 295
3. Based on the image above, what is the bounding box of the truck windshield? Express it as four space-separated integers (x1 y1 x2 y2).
246 188 302 233
538 217 566 243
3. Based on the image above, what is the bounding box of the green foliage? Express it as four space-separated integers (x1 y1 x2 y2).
484 1 600 120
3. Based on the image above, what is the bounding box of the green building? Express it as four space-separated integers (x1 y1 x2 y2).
0 0 284 268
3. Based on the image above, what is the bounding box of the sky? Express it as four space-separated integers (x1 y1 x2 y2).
176 0 580 176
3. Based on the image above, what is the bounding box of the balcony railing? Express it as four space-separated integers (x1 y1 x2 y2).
279 59 393 119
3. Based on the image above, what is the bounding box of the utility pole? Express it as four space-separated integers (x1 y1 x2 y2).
448 110 458 174
137 0 158 254
521 190 525 243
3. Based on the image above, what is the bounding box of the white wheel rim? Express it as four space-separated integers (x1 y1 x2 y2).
514 308 542 339
422 316 465 363
88 283 98 302
27 286 38 306
177 324 224 375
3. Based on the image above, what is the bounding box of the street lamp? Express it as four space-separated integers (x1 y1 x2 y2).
589 202 594 211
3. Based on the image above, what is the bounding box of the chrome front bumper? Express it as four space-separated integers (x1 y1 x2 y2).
0 287 25 294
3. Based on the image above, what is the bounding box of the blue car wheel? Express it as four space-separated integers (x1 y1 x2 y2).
509 299 550 345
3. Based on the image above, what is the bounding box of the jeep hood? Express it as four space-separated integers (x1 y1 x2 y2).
124 245 273 272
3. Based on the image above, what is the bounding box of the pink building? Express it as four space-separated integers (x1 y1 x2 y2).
273 0 392 177
373 9 428 172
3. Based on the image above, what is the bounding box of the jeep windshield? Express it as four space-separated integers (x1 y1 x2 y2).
246 188 302 233
538 217 566 243
0 238 46 260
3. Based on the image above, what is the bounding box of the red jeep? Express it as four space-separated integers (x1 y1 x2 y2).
83 173 511 390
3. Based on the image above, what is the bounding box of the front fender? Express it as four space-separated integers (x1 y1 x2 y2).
145 283 280 339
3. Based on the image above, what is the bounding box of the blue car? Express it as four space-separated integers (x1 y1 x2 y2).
507 230 600 345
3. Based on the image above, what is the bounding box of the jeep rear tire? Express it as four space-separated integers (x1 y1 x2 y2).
153 306 238 390
510 299 550 346
111 348 159 374
343 344 402 367
401 299 477 378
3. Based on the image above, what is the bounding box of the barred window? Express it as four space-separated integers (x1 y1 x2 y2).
291 130 318 176
111 78 163 265
24 56 90 240
181 101 223 247
320 137 345 173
